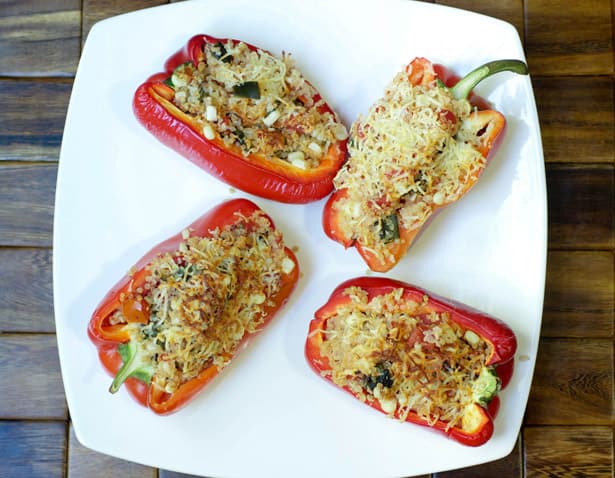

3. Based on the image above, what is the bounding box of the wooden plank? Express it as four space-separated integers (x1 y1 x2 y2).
0 334 67 419
524 426 613 477
0 79 72 162
82 0 168 44
0 164 56 247
533 76 614 164
0 248 54 333
0 0 81 76
546 165 614 250
542 251 614 338
0 421 66 478
524 338 613 425
433 435 521 477
434 0 524 41
525 0 613 76
68 423 157 478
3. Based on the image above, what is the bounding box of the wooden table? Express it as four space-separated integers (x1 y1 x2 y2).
0 1 612 476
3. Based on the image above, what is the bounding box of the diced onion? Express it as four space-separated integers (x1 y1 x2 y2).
308 142 322 154
263 109 281 127
288 151 307 169
464 330 480 346
332 123 349 140
206 105 217 122
250 293 266 305
281 257 296 274
202 123 215 140
380 397 397 415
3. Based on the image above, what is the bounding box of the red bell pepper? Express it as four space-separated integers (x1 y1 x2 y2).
133 34 347 204
88 198 299 414
323 58 528 272
305 277 517 446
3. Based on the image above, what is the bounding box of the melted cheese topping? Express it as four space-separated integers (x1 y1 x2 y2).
114 211 294 394
318 287 492 431
332 66 486 260
172 40 347 169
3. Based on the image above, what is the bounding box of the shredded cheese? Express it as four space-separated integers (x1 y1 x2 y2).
319 287 493 432
115 211 294 394
171 40 347 168
333 63 486 258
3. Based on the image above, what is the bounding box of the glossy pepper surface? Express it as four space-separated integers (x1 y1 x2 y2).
133 34 347 204
88 198 299 414
305 277 517 446
323 58 528 272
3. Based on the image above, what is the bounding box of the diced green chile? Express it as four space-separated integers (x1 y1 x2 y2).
365 363 394 390
212 42 232 63
379 214 400 243
165 62 196 89
233 81 261 99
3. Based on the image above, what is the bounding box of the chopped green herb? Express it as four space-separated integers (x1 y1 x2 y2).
212 42 232 63
233 81 260 99
379 214 400 243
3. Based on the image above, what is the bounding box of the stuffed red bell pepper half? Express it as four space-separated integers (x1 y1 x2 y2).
323 58 528 271
305 277 517 446
88 199 299 414
133 34 348 204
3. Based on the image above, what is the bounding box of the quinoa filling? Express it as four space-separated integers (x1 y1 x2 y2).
318 287 499 431
169 40 347 169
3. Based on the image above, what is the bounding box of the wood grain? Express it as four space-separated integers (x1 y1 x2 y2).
0 421 66 478
0 164 56 247
546 165 615 250
434 0 524 41
0 79 72 161
0 248 54 333
525 0 614 76
0 334 67 419
525 338 613 425
542 251 614 338
524 426 613 477
68 424 157 478
533 76 614 164
0 0 81 76
82 0 167 44
434 435 521 477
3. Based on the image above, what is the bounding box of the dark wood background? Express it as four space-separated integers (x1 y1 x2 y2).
0 0 613 477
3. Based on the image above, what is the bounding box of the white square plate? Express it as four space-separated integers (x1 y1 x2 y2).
54 0 546 476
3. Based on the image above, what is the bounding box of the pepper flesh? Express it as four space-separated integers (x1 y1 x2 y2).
304 277 517 446
133 34 347 204
323 58 528 272
88 198 300 415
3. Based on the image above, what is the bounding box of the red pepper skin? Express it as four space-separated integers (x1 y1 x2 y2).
305 276 517 447
88 198 300 414
323 58 506 272
133 34 347 204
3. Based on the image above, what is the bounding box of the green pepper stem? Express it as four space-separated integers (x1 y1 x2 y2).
450 59 528 100
109 342 154 394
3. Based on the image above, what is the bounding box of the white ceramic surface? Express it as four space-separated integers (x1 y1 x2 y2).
53 0 546 476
